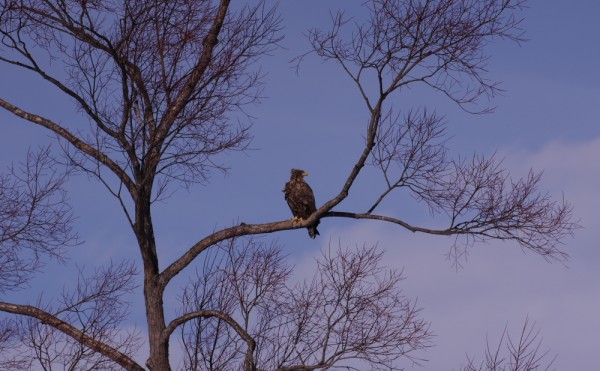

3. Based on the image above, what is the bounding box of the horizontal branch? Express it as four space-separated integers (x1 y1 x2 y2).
323 209 571 263
322 211 454 235
0 302 144 371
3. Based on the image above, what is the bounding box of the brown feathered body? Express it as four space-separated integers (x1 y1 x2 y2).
284 169 320 238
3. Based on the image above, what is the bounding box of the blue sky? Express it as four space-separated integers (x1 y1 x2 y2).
1 1 599 369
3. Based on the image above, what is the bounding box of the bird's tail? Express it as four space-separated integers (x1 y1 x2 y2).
308 225 320 239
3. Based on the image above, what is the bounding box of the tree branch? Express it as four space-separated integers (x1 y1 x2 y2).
0 99 137 200
160 218 314 286
323 211 454 235
0 302 144 371
164 309 256 370
155 0 230 146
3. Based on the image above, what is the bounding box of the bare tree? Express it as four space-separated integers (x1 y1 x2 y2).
461 318 557 371
0 1 576 371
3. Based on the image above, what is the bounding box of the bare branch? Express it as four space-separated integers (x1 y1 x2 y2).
0 318 31 370
369 107 449 213
324 157 577 262
303 0 526 111
268 244 432 371
168 310 256 371
432 157 575 262
0 302 143 371
0 261 141 370
0 146 78 292
176 237 290 371
0 99 138 198
461 317 557 371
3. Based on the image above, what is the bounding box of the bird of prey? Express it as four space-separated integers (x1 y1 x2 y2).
284 168 320 238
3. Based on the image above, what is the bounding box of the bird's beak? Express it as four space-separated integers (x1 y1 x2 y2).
303 171 309 176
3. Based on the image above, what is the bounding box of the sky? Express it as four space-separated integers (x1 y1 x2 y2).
1 1 599 370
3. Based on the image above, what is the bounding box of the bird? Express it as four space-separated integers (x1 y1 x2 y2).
283 168 320 238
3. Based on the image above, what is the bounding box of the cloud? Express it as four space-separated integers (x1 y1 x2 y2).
500 138 600 261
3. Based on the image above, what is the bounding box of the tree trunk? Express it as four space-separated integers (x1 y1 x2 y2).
145 277 169 371
135 192 170 370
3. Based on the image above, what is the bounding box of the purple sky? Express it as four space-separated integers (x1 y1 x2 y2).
1 1 599 369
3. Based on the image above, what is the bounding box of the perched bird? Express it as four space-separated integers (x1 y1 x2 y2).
284 169 320 238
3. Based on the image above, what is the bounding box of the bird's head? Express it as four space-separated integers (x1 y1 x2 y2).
291 168 308 178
